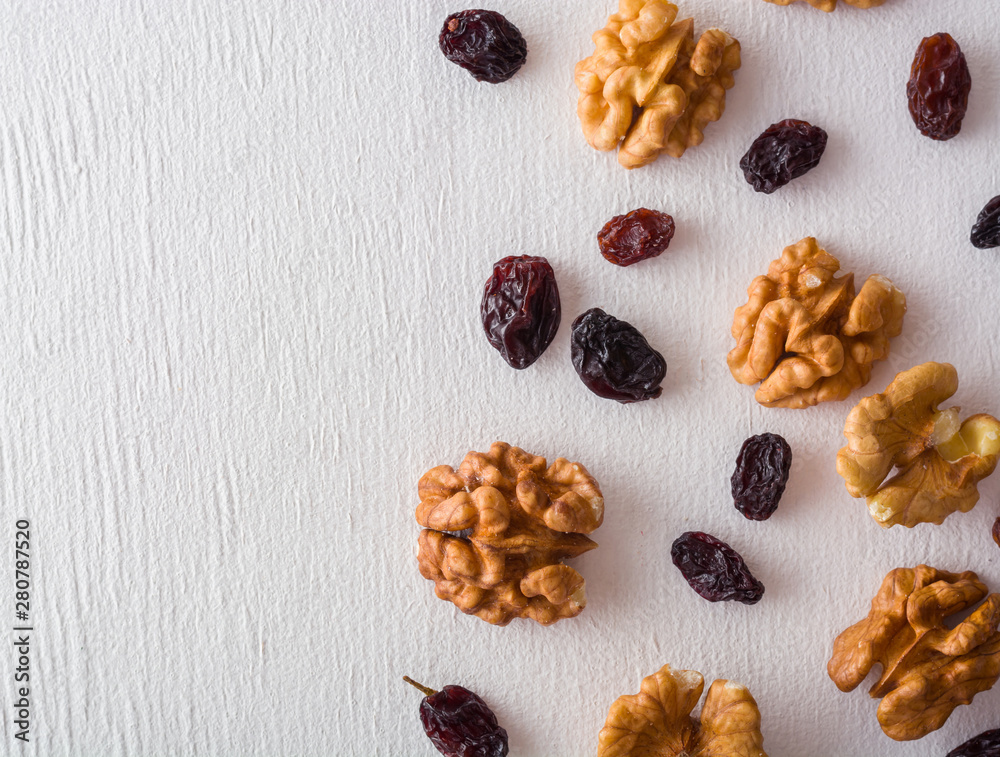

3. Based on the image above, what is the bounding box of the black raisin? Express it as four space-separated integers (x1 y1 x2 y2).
439 10 527 84
946 728 1000 757
570 308 666 403
907 33 972 141
731 433 792 521
671 531 764 605
405 677 509 757
971 195 1000 249
597 208 675 267
481 255 560 369
739 119 828 194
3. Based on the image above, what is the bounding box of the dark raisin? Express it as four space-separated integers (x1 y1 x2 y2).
946 727 1000 757
993 517 1000 549
570 308 666 403
597 208 675 267
906 33 971 141
670 531 764 605
739 119 828 194
439 10 527 84
480 255 560 369
971 195 1000 249
731 433 792 521
405 677 509 757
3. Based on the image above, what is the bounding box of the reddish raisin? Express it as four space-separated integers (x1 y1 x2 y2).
739 119 828 194
907 33 971 141
731 433 792 521
971 195 1000 249
671 531 764 605
570 308 666 403
405 677 509 757
597 208 675 267
993 517 1000 549
946 728 1000 757
439 10 527 84
481 255 560 369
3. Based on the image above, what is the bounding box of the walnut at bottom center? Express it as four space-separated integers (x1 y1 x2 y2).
598 664 767 757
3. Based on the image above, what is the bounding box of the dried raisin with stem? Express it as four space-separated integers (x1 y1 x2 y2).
597 209 675 267
946 727 1000 757
481 255 560 369
404 676 509 757
993 517 1000 550
971 195 1000 249
731 433 792 521
907 33 971 141
439 10 527 84
739 119 828 194
671 531 764 605
570 308 666 403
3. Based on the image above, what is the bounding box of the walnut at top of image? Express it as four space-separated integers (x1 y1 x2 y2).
415 442 604 626
836 362 1000 528
828 565 1000 741
762 0 886 10
598 664 767 757
727 237 906 408
574 0 740 169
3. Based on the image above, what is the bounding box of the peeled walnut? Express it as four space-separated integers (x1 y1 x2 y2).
837 362 1000 528
727 237 906 408
416 442 603 626
598 665 767 757
574 0 741 169
828 565 1000 741
762 0 886 10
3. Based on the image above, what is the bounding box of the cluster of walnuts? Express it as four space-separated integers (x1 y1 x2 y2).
411 0 999 751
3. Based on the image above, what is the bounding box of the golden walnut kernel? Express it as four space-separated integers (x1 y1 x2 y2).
762 0 886 10
598 665 767 757
837 362 1000 528
574 0 740 169
415 441 603 626
828 565 1000 741
727 237 906 408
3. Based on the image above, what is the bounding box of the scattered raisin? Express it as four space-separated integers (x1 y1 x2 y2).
993 517 1000 549
481 255 560 369
570 308 666 403
946 727 1000 757
597 209 675 267
404 677 509 757
731 433 792 521
971 195 1000 249
739 119 828 194
439 10 527 84
671 531 764 605
906 33 971 141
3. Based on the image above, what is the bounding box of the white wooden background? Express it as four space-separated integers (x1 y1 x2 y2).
1 1 998 754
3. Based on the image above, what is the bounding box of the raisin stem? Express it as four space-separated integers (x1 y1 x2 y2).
403 676 438 697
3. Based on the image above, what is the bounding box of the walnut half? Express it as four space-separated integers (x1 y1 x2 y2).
828 565 1000 741
416 442 603 626
727 237 906 408
598 664 767 757
836 362 1000 528
574 0 741 169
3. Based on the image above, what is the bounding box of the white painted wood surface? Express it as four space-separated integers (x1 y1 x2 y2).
1 1 998 754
